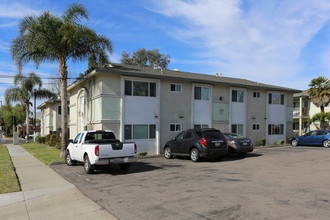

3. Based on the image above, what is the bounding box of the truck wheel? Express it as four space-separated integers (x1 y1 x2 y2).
190 148 200 162
119 163 131 170
84 155 95 174
65 150 77 166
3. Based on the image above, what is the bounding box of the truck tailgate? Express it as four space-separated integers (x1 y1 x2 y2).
99 142 136 158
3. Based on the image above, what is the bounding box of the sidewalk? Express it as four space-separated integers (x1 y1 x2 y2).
0 144 117 220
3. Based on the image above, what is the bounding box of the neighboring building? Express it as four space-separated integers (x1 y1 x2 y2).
67 63 301 155
293 90 330 135
37 99 69 136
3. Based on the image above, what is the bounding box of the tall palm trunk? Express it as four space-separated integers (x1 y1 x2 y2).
25 102 29 143
59 58 68 158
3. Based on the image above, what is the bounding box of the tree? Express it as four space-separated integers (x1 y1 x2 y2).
88 49 109 69
308 112 330 130
120 48 170 69
5 73 56 142
307 76 330 113
1 104 25 136
11 3 112 157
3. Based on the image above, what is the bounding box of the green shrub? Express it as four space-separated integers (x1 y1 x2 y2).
258 138 266 146
36 136 46 144
45 134 61 147
137 152 148 156
276 140 285 145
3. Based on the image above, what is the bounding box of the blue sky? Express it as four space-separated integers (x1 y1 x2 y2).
0 0 330 108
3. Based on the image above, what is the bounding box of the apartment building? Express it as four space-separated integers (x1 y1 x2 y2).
67 63 300 154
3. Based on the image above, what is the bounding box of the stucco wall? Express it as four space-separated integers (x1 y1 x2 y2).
246 89 267 145
160 80 192 150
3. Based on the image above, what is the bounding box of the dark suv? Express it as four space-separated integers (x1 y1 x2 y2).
164 128 228 162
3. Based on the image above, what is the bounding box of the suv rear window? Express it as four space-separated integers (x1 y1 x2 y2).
202 130 225 139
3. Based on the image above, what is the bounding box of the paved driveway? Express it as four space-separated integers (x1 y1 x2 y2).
51 145 330 220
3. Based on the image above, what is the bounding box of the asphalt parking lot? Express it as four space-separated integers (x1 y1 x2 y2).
51 145 330 220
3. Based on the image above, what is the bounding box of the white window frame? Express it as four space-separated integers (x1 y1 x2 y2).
170 83 182 93
253 91 260 99
252 123 260 131
268 124 284 135
194 124 209 129
124 124 156 140
169 123 182 132
194 86 209 100
232 90 244 102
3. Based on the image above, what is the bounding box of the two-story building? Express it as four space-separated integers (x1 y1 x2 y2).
67 63 300 155
293 90 330 135
38 98 70 137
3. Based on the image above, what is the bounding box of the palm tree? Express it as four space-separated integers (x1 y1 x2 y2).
5 73 56 142
10 3 112 156
307 76 330 113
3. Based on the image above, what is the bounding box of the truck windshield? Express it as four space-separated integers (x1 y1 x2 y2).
85 132 116 141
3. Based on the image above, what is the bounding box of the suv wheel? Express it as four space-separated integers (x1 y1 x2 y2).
190 148 199 162
164 147 172 159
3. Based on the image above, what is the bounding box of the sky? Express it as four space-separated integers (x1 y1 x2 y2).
0 0 330 110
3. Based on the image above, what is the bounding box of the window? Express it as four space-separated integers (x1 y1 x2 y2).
170 84 182 92
252 123 260 131
124 124 156 140
125 80 156 97
124 125 132 139
231 124 243 136
232 90 244 102
269 93 284 105
194 124 209 129
253 92 260 98
170 123 182 132
58 106 61 115
73 133 81 144
184 132 193 139
268 124 284 135
194 86 209 100
317 131 327 136
303 101 309 108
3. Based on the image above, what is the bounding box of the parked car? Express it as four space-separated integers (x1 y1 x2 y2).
66 130 137 174
224 133 253 156
290 130 330 147
164 128 228 162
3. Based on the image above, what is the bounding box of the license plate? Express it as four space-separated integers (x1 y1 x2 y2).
215 143 221 146
242 142 248 146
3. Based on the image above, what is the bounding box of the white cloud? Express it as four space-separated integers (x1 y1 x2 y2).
150 0 330 89
0 2 42 19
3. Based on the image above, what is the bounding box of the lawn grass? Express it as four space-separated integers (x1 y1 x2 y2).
20 143 64 166
0 145 20 194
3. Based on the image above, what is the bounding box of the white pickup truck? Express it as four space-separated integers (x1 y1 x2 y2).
65 130 137 174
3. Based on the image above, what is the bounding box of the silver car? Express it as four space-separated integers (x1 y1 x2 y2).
224 133 253 156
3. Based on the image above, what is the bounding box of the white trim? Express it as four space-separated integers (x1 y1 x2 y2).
229 87 247 137
192 83 212 128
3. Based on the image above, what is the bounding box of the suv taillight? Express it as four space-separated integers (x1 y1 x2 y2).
200 138 207 146
95 145 99 156
134 144 137 154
